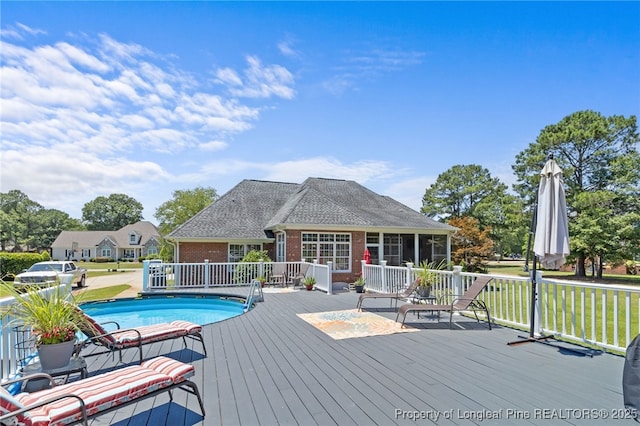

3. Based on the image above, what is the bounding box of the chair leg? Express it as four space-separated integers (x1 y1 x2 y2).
181 381 206 416
192 332 207 355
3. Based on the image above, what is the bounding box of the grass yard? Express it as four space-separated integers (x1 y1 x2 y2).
74 284 132 302
77 261 144 271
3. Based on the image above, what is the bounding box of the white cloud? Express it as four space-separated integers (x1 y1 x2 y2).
323 46 426 95
199 140 228 151
0 25 296 219
383 177 436 212
216 55 295 99
278 40 297 57
264 157 393 183
215 67 243 87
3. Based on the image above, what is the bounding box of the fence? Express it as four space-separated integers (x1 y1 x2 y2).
143 260 320 291
362 261 640 353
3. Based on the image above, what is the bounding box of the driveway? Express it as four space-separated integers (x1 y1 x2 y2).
83 270 143 298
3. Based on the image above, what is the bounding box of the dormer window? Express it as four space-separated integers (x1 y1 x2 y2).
129 232 138 244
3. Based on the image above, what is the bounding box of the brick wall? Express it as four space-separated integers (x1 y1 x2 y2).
178 242 228 263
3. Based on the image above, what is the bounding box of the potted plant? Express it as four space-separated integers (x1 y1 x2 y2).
0 280 93 370
257 275 267 288
303 276 316 291
353 275 365 293
414 260 442 298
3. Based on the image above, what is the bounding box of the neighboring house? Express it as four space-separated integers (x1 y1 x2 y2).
166 178 457 282
51 221 161 261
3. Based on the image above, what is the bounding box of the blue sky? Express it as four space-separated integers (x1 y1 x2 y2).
1 2 638 224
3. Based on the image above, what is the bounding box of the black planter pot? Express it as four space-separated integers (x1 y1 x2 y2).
416 286 432 297
355 285 364 293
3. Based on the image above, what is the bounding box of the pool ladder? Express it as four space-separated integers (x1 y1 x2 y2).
244 279 264 312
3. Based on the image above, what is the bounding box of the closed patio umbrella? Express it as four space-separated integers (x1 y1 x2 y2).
526 156 570 338
533 158 570 270
510 155 577 350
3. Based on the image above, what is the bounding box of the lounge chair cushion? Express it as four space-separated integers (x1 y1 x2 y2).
0 386 27 425
109 323 188 348
13 356 194 426
141 356 194 383
81 311 201 348
169 320 203 335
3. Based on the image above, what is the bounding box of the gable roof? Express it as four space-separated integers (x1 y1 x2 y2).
168 178 455 241
51 221 160 248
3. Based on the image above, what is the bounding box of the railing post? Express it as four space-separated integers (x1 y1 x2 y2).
452 265 462 295
534 270 543 337
204 259 210 289
142 260 150 291
326 261 333 295
405 262 413 288
361 260 367 285
381 260 388 293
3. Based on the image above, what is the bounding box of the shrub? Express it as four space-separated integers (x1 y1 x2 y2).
233 250 272 284
0 252 47 277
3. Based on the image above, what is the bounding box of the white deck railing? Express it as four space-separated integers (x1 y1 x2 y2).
362 261 640 353
4 262 634 380
142 260 319 291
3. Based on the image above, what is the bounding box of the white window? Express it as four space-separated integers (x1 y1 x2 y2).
147 246 158 255
301 232 351 272
276 233 285 262
82 249 91 258
129 233 138 244
101 247 111 257
228 244 262 262
124 249 135 258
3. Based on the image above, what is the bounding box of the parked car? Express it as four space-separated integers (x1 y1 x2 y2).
13 261 87 289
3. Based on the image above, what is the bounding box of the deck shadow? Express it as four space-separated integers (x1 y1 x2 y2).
111 402 204 426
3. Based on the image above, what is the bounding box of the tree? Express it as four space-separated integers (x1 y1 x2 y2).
154 187 218 235
32 209 85 251
448 216 494 273
421 164 522 258
513 110 639 276
0 190 43 251
1 190 86 252
570 191 640 278
82 194 144 231
421 164 505 220
473 192 528 259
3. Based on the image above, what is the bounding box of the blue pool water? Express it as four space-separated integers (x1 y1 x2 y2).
80 295 245 328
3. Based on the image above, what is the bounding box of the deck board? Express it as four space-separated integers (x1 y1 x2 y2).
78 289 631 425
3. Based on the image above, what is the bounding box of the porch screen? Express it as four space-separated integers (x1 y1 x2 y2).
301 233 351 272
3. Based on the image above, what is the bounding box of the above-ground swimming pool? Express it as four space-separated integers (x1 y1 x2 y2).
80 295 246 329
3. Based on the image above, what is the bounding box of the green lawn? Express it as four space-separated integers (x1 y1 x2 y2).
78 261 144 271
74 284 131 302
480 262 640 353
487 260 640 286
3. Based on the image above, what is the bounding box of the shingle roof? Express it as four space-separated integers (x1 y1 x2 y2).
168 178 455 240
51 221 159 248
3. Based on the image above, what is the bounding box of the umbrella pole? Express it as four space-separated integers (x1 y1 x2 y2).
508 200 545 345
529 254 537 338
507 197 593 356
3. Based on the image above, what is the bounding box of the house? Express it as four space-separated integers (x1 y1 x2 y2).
166 178 456 282
51 221 161 261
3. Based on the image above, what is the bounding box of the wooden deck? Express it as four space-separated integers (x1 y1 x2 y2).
81 289 630 425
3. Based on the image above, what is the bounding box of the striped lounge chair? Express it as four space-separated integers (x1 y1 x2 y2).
0 356 204 425
79 311 207 363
